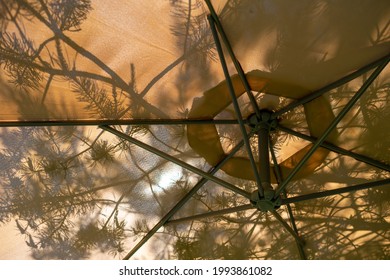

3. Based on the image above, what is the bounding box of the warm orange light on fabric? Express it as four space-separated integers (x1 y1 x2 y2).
187 70 339 182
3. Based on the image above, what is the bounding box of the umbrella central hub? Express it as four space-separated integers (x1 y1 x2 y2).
250 191 281 212
247 110 278 132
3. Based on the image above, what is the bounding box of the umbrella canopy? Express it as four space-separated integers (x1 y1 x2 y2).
0 0 389 260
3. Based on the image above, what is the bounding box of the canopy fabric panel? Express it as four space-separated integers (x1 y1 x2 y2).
0 0 389 260
0 0 223 122
0 0 389 122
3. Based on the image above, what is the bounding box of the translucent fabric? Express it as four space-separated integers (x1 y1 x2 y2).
0 0 389 260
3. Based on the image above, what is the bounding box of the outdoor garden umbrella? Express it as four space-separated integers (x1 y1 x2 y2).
0 0 389 260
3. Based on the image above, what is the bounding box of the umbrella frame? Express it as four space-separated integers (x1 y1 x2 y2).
0 0 389 260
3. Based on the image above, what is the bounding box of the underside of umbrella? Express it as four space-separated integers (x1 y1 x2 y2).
0 0 389 260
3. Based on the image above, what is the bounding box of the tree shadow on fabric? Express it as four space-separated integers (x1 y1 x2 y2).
0 0 389 260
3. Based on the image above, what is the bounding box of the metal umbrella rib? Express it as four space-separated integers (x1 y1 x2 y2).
270 210 305 247
274 56 390 197
272 54 390 119
278 125 390 172
281 178 390 205
100 125 251 200
269 137 307 260
166 204 255 225
119 134 250 259
208 14 265 197
205 0 262 118
0 119 245 128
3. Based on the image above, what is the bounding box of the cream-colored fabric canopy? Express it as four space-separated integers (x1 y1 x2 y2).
0 0 389 260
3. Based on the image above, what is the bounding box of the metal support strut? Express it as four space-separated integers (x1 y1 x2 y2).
208 14 265 197
248 110 281 211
